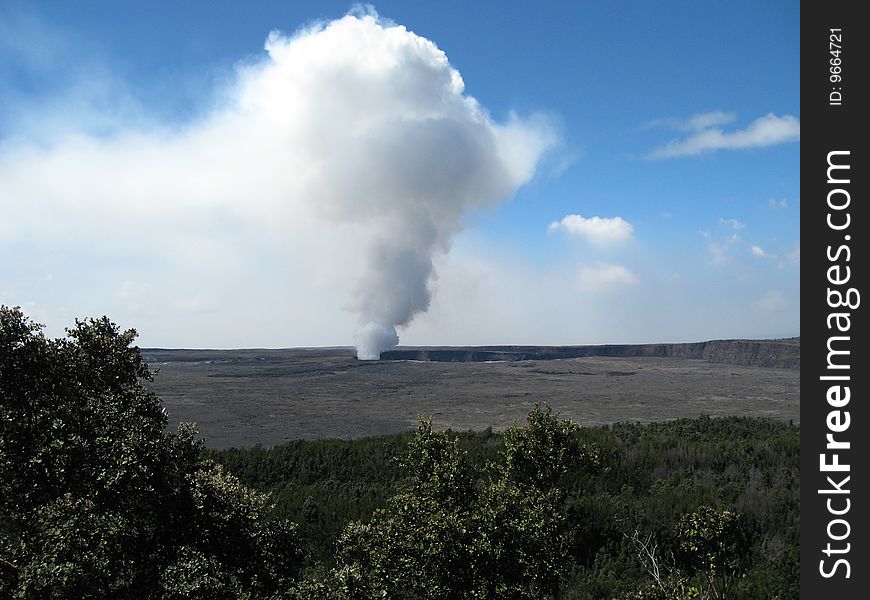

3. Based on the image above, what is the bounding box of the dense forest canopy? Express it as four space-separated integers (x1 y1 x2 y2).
1 307 798 599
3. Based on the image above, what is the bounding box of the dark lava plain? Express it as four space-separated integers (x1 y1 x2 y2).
143 347 800 449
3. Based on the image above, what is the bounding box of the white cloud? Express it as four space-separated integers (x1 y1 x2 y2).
719 217 745 230
701 218 798 267
683 111 737 131
701 221 744 265
577 262 639 290
706 240 732 265
648 113 800 158
0 12 801 348
548 214 634 246
646 110 736 132
0 9 557 351
768 197 789 209
400 242 798 345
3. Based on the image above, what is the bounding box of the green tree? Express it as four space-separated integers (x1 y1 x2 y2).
621 506 754 600
674 506 753 599
0 306 302 599
302 405 592 600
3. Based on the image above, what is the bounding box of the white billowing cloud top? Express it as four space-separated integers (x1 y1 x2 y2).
548 214 634 246
0 9 557 357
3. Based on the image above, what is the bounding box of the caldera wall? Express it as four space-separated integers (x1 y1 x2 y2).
379 338 799 369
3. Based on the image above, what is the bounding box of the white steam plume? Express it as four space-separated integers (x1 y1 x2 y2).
0 8 556 357
258 9 556 358
354 322 400 361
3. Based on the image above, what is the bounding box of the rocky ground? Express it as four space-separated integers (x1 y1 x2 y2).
143 344 800 448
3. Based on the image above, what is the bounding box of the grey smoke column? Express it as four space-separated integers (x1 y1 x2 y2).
262 10 556 358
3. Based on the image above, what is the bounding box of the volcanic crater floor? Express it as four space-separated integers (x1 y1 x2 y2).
143 348 800 448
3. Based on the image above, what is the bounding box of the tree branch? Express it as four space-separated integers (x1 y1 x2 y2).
0 556 18 574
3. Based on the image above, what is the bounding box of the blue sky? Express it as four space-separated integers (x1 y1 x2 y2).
0 1 799 348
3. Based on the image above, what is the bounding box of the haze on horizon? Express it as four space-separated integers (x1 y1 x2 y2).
0 1 799 350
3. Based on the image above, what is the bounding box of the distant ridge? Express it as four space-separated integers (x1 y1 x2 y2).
380 338 800 369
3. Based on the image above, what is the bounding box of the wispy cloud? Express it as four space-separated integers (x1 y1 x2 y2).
647 112 799 159
700 219 745 265
577 262 639 291
768 197 789 209
719 217 745 230
644 110 736 132
548 214 634 246
702 237 735 265
701 219 792 266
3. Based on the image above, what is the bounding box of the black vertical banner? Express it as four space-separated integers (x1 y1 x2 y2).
801 1 867 598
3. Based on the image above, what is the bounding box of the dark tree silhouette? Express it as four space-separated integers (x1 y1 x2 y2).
0 306 301 599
